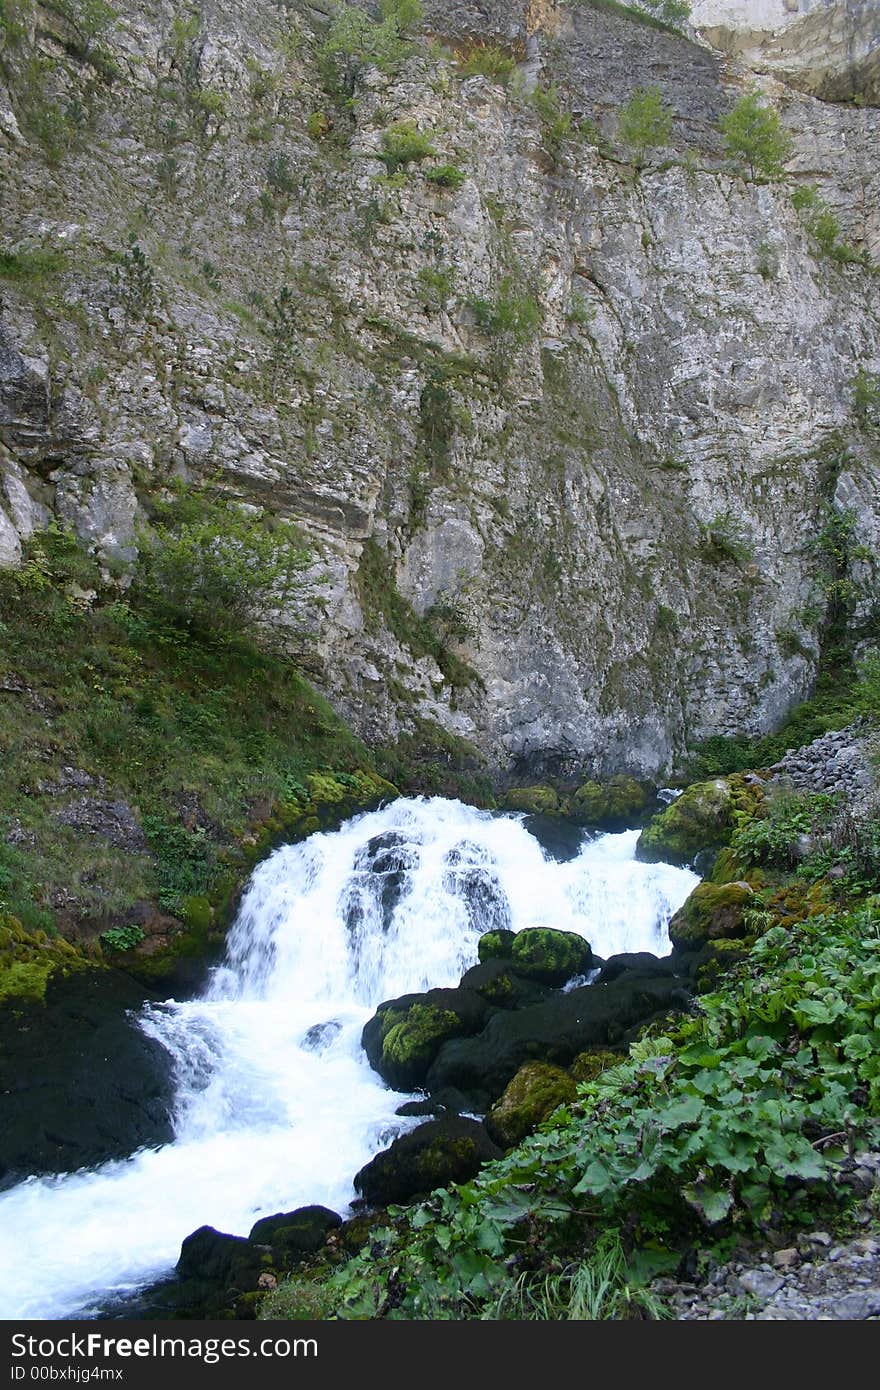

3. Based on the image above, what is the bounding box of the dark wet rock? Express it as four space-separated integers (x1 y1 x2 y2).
395 1086 474 1118
426 972 691 1100
458 958 553 1009
302 1020 342 1052
597 952 677 984
353 1117 502 1207
0 968 175 1183
486 1061 577 1148
248 1205 342 1257
361 987 491 1091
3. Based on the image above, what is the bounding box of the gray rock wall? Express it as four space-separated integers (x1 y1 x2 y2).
1 0 878 776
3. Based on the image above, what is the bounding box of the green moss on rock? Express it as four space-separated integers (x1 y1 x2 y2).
668 880 755 950
510 927 592 985
477 928 517 963
500 785 559 815
0 913 90 1003
636 778 734 866
570 1048 622 1084
570 775 649 829
486 1061 577 1148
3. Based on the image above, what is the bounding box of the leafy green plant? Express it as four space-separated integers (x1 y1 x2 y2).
423 163 466 190
112 237 157 320
718 90 791 180
486 1232 669 1320
266 151 297 196
698 512 754 565
618 85 672 165
142 816 215 912
378 121 436 173
468 279 542 346
135 484 312 644
318 898 880 1320
318 0 422 103
852 368 880 427
531 84 575 167
100 923 145 953
456 43 516 84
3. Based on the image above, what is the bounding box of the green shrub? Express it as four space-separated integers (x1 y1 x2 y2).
456 43 516 84
531 84 574 166
618 85 672 165
378 120 436 173
423 163 466 190
852 367 880 427
100 923 145 953
318 0 422 100
698 512 754 565
135 484 312 643
791 190 870 268
718 90 791 180
468 279 542 346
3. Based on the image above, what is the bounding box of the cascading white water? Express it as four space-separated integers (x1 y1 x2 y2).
0 797 697 1321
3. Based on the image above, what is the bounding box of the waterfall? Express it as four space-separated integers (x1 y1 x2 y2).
0 797 697 1320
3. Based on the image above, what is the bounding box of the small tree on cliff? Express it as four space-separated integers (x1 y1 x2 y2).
718 90 792 180
618 86 672 167
136 485 312 644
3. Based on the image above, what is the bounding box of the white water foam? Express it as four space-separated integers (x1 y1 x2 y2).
0 797 697 1319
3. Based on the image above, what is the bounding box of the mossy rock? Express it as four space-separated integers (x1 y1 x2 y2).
668 880 754 950
459 958 551 1009
500 785 559 816
249 1206 342 1261
692 939 751 993
353 1117 502 1206
509 927 592 986
765 879 835 928
486 1061 577 1148
477 928 517 963
0 913 89 1004
569 775 649 830
362 987 490 1090
636 778 734 867
570 1048 622 1084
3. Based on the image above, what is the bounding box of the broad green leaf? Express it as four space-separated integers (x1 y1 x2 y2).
682 1183 733 1224
660 1094 703 1129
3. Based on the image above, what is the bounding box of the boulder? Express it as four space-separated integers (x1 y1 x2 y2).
353 1117 502 1206
248 1205 342 1258
636 778 733 866
477 928 517 962
569 775 649 830
427 971 691 1100
597 952 676 984
500 785 560 815
509 927 593 985
668 880 754 949
458 958 553 1009
176 1225 266 1288
486 1062 577 1148
361 987 491 1090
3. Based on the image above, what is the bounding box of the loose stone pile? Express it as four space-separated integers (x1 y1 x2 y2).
653 1151 880 1321
770 724 876 799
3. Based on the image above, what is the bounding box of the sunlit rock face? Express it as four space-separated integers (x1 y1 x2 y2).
0 0 878 778
691 0 880 105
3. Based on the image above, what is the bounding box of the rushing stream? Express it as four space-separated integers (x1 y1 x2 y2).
0 797 698 1320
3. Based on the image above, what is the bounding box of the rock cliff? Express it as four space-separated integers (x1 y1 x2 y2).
1 0 878 778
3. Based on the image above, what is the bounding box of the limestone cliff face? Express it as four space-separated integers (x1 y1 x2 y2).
0 0 878 777
690 0 880 105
